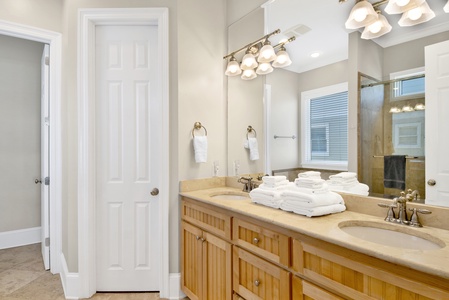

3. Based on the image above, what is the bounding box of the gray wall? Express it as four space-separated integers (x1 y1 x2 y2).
0 35 44 232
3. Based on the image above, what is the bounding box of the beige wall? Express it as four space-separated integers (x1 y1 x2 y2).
0 35 44 232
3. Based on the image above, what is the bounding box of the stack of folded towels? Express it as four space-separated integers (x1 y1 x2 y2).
326 172 369 196
249 175 289 209
249 173 346 217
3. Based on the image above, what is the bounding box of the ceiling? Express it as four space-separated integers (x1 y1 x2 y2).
266 0 449 73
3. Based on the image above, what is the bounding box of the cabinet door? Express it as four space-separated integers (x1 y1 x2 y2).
292 276 344 300
181 221 203 300
233 247 290 300
203 231 232 300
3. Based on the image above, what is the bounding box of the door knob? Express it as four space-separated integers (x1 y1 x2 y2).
427 179 436 186
35 179 42 184
150 188 159 196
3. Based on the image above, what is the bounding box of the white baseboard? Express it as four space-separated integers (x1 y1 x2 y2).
169 273 186 300
0 227 41 249
60 252 80 299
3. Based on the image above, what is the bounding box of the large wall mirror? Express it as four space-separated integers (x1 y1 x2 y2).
226 0 449 207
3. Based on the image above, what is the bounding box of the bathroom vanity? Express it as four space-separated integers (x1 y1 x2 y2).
180 177 449 300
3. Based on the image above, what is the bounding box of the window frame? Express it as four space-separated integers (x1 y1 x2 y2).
390 67 425 101
301 82 348 171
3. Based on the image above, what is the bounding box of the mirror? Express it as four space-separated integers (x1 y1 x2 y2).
226 0 449 206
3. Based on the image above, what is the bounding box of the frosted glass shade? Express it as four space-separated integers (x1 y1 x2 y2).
256 62 274 75
398 2 435 26
385 0 425 14
345 0 378 29
389 107 402 113
444 0 449 13
241 52 258 70
258 41 277 63
272 48 292 68
241 69 257 80
361 13 392 39
225 57 242 76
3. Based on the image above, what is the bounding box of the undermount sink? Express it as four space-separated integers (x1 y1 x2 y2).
339 220 445 251
210 192 250 200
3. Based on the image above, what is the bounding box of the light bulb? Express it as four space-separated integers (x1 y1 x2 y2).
396 0 410 7
368 20 382 33
408 7 423 20
353 7 368 22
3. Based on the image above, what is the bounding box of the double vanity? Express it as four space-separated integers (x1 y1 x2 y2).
180 177 449 300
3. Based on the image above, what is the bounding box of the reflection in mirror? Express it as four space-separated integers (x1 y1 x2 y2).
359 73 425 202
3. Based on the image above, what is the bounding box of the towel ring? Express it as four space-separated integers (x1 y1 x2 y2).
192 122 207 137
246 125 257 139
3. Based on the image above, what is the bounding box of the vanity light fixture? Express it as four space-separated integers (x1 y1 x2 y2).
224 29 296 80
401 104 415 112
389 106 402 113
445 0 449 13
342 0 439 39
414 103 425 110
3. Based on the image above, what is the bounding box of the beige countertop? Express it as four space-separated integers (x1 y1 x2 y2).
180 185 449 281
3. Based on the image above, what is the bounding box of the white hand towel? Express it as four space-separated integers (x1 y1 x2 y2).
329 172 358 180
248 137 259 161
297 171 321 179
193 136 208 163
280 202 346 217
281 190 344 207
262 175 287 184
294 178 325 189
259 182 292 191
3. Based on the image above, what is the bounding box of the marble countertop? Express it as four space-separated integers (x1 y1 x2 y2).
180 186 449 280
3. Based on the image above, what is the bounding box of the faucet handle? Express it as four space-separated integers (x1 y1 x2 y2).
378 203 397 222
408 208 431 227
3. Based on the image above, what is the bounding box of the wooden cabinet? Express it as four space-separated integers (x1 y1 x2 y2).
181 197 449 300
233 247 290 300
181 200 232 300
292 238 449 300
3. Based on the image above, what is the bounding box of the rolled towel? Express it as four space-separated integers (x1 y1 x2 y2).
280 202 346 217
262 176 287 184
248 137 259 161
193 136 207 163
298 171 321 179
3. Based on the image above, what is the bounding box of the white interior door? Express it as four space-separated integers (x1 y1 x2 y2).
95 25 161 291
41 44 50 270
425 39 449 206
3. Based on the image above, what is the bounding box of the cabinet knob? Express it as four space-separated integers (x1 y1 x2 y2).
195 235 201 240
254 280 260 287
252 237 260 245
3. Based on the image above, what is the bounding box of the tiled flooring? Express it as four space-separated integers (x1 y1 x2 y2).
0 243 169 300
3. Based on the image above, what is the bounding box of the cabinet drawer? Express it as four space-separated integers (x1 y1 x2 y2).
292 276 344 300
182 199 231 240
292 239 449 300
233 247 290 300
233 218 289 266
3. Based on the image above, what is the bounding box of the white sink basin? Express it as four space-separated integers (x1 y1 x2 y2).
210 192 250 200
339 220 445 251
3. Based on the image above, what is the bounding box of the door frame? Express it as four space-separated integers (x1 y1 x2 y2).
0 20 62 274
77 8 170 298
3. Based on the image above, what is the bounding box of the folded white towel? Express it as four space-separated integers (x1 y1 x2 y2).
281 190 344 207
262 176 287 184
298 171 321 179
248 137 259 161
259 182 292 191
280 202 346 217
287 183 329 194
249 188 283 209
193 136 207 163
329 172 357 180
327 182 369 196
294 178 325 189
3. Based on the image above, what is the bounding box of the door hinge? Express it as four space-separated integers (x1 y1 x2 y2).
45 237 50 247
45 177 50 185
45 56 50 66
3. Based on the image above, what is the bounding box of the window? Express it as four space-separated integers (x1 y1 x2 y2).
391 67 425 99
301 82 348 170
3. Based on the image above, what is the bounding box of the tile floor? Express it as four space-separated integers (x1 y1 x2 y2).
0 243 170 300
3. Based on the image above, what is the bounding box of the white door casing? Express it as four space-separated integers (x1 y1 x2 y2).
95 25 161 291
425 39 449 207
78 8 169 299
0 20 62 275
41 44 50 270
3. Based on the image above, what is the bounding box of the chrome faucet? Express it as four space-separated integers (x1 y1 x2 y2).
238 176 254 192
378 191 431 227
